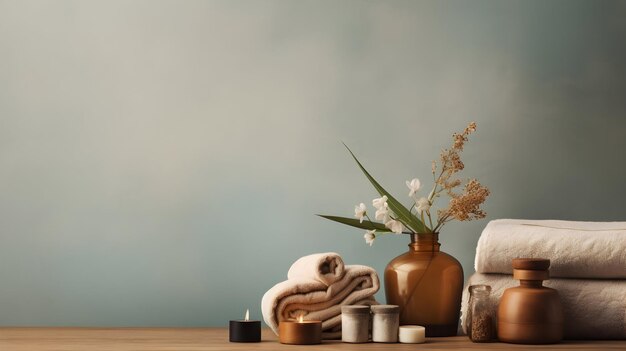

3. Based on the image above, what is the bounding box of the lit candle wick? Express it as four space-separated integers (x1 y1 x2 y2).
245 309 249 321
298 315 304 323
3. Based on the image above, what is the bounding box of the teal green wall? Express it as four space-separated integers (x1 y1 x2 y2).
1 0 625 326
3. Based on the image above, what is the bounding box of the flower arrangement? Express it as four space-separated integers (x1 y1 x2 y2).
319 122 490 246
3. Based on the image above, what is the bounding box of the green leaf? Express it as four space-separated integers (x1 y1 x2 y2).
317 215 391 232
343 143 428 233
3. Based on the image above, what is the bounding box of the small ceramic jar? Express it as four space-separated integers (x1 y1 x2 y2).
341 305 370 343
371 305 399 343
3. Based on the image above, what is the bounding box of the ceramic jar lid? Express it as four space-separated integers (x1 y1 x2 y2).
371 305 399 314
341 305 371 315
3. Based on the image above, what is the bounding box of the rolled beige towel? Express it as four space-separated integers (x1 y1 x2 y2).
475 219 626 279
261 253 380 339
461 273 626 339
287 252 345 286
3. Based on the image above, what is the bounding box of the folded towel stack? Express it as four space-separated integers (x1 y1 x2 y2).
462 219 626 339
261 252 380 339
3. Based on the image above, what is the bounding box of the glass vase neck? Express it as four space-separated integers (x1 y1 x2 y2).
409 233 440 252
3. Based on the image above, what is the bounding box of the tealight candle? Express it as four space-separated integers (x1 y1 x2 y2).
399 325 426 343
279 315 322 345
229 309 261 343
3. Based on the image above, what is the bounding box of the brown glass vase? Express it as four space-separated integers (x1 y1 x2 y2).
384 233 464 337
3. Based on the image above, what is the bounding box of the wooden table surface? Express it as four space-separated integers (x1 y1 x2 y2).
0 328 624 351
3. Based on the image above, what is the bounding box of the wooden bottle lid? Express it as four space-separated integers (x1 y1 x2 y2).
513 269 550 281
512 258 550 271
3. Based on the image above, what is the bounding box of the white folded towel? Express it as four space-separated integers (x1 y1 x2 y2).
475 219 626 278
461 273 626 339
261 253 380 339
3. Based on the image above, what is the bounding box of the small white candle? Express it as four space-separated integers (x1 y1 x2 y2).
399 325 425 344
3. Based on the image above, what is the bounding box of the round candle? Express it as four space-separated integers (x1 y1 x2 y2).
229 309 261 343
278 316 322 345
399 325 426 344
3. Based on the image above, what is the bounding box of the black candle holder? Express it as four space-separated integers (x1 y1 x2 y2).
229 319 261 342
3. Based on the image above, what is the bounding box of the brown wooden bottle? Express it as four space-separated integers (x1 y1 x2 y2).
497 258 563 344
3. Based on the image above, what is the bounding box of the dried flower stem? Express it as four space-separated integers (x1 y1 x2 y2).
426 122 489 233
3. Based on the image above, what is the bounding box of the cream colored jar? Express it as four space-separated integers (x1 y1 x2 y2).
371 305 399 343
341 305 370 343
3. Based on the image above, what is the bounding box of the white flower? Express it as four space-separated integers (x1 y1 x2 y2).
417 197 431 213
372 195 390 222
354 203 367 223
364 230 376 246
406 178 421 197
375 203 390 222
372 195 388 210
385 219 404 234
